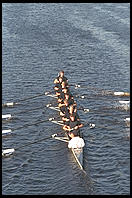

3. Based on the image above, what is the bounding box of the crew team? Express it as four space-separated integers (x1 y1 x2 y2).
53 71 85 149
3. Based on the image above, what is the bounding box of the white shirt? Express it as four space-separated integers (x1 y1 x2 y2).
68 137 85 149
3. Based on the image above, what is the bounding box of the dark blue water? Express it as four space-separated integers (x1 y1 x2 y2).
2 3 130 195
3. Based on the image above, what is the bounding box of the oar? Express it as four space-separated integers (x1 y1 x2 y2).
45 91 130 106
119 100 130 104
2 91 54 108
2 102 19 107
50 118 123 130
46 103 90 113
2 117 56 136
2 131 66 157
70 84 130 97
113 92 130 96
46 103 114 115
2 114 12 119
49 117 96 129
46 103 130 119
2 105 47 120
124 117 130 122
45 90 55 95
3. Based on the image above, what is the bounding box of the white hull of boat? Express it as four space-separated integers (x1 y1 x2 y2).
53 133 84 170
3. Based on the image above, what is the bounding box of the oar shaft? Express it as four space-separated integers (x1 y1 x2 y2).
2 92 46 107
15 105 45 115
15 131 65 151
2 131 65 157
12 119 50 131
16 92 45 102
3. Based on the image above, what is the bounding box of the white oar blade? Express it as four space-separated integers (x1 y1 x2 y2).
89 123 96 128
119 100 130 104
75 84 81 89
114 92 130 96
2 129 12 135
84 108 90 112
2 114 12 119
2 148 15 156
124 118 130 122
45 92 49 95
5 102 14 107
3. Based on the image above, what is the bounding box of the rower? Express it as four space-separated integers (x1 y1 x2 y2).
69 104 76 114
59 100 69 117
57 97 63 103
54 70 68 85
54 77 63 91
63 114 83 135
58 70 68 84
61 104 78 122
64 94 74 106
58 99 69 108
68 132 85 149
62 87 70 94
54 83 62 92
57 91 74 105
68 102 77 113
55 87 69 99
61 81 69 89
65 93 74 100
58 88 74 102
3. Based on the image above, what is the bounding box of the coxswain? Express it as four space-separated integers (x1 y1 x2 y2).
68 132 85 149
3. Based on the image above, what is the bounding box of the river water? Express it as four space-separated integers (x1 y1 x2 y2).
2 3 130 195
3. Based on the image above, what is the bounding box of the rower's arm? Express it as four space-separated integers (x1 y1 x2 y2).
63 125 71 131
54 79 59 84
58 103 65 108
62 117 70 122
79 123 84 128
54 87 59 91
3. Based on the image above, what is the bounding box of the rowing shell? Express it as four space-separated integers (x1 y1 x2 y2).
71 148 83 170
65 132 83 170
47 99 84 170
53 133 84 170
51 114 84 169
